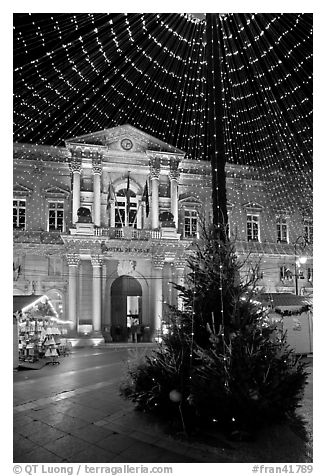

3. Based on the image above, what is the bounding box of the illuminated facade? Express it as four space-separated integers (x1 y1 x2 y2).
13 125 313 341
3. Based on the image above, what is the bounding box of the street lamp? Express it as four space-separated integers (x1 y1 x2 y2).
294 235 307 295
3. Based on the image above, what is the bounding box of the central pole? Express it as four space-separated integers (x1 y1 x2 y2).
206 14 228 240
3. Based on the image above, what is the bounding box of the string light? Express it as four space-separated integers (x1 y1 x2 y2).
14 14 311 168
13 13 312 301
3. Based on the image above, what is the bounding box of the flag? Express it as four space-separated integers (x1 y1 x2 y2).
142 180 150 217
106 183 113 212
107 182 115 213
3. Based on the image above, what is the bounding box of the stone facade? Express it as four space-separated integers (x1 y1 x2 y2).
13 125 313 340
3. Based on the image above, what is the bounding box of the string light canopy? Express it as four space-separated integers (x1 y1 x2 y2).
13 13 312 217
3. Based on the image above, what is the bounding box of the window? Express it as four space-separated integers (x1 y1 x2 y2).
280 266 293 281
184 209 198 238
304 219 313 243
276 216 288 243
13 199 26 229
251 266 263 281
48 201 64 231
307 267 313 282
247 214 259 242
159 175 170 198
115 189 137 228
81 176 93 192
226 209 231 238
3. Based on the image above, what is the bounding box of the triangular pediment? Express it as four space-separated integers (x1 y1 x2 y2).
179 194 202 204
242 201 264 211
65 124 185 156
42 186 70 198
13 183 33 196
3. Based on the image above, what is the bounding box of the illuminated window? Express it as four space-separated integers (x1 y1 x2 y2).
304 219 313 243
276 216 288 243
81 175 93 192
280 266 293 281
184 209 198 238
247 214 259 242
48 201 64 231
159 175 170 198
251 267 264 280
307 267 313 282
13 199 26 229
115 188 137 228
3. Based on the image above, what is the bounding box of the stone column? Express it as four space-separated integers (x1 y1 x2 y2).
91 255 102 333
169 166 179 229
166 262 174 306
153 256 164 338
66 254 80 332
110 199 115 228
150 157 160 229
70 160 82 224
101 259 107 318
175 257 186 310
92 157 102 227
136 195 142 229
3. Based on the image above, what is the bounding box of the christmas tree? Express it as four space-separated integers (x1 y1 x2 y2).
121 225 308 437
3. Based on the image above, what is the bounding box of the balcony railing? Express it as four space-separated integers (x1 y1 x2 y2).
94 227 161 240
14 227 164 243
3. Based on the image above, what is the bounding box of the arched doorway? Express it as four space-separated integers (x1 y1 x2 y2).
111 275 142 342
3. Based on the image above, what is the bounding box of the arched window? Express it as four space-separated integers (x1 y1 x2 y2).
115 188 138 228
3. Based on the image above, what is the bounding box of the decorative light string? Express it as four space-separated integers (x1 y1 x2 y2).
13 13 312 252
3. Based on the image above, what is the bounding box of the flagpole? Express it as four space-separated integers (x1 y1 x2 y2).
131 202 142 228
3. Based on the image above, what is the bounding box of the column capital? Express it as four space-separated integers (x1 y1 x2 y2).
92 159 102 175
169 157 180 169
91 254 103 267
153 255 165 269
174 256 187 269
149 156 161 179
69 160 82 174
66 254 80 267
169 169 180 181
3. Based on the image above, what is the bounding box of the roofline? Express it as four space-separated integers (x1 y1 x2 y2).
64 124 186 155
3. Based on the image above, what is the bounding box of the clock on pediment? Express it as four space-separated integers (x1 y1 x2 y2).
121 138 133 150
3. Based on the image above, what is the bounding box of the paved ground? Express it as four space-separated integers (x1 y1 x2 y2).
13 346 212 463
13 345 313 464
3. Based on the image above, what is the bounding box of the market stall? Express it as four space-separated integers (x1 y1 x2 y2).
13 294 72 369
259 293 313 355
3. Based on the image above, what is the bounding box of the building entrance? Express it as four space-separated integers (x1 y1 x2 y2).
111 275 142 342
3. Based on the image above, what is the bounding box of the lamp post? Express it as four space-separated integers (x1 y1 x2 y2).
294 235 307 295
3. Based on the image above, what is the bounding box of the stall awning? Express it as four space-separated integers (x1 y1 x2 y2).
13 295 44 313
258 293 313 312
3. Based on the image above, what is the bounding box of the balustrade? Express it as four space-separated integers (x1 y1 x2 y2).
94 227 162 240
13 228 164 243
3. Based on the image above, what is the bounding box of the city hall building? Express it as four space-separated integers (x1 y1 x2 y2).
13 125 313 342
